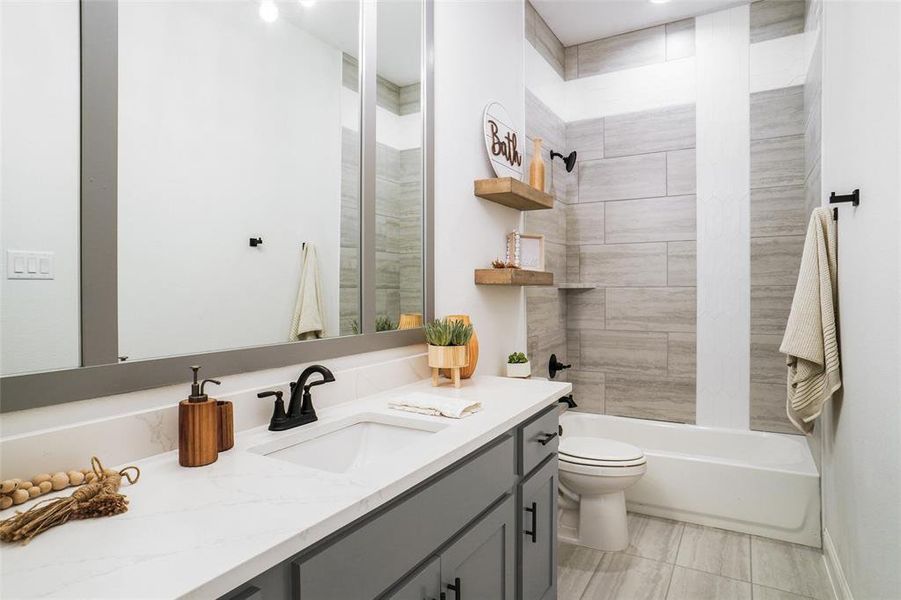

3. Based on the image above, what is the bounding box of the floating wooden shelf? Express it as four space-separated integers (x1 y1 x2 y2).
474 178 554 211
556 283 599 290
474 269 554 286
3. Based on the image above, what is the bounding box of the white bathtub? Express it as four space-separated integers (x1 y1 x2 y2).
559 412 821 547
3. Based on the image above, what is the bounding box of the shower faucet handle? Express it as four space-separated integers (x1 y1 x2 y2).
548 354 571 379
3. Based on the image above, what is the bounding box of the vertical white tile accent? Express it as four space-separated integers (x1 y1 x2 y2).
695 6 751 429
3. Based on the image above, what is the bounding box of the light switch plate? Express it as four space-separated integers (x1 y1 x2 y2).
6 250 54 280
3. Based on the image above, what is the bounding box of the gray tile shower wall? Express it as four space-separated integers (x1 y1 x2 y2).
524 91 572 382
523 86 697 422
524 2 810 430
562 18 695 81
525 1 565 79
568 102 697 424
748 0 810 434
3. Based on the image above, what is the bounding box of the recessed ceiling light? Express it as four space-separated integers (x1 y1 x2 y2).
650 0 672 4
299 0 316 7
259 0 278 22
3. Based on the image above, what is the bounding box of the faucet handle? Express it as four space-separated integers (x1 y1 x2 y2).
258 390 287 430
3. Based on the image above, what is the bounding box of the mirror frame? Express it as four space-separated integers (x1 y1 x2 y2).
0 0 435 412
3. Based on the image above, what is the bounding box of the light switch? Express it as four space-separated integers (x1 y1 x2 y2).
6 251 54 280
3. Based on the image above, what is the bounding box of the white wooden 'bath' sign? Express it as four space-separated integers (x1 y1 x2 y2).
483 101 523 180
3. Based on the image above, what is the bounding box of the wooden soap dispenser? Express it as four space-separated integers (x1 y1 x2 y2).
179 366 221 467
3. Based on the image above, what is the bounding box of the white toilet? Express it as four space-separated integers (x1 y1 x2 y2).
558 436 647 551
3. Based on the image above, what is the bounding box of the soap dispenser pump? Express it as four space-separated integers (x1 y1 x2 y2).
178 366 221 467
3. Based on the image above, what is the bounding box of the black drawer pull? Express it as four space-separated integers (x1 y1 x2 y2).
447 577 461 600
538 432 558 446
523 501 537 543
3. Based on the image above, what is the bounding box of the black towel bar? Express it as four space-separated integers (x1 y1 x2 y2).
829 189 860 220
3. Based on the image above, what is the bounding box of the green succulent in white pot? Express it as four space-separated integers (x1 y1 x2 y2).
506 352 531 378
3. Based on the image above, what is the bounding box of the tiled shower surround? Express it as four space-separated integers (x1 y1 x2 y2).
339 56 422 335
525 0 816 433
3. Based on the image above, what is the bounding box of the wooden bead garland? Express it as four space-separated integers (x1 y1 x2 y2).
0 467 95 510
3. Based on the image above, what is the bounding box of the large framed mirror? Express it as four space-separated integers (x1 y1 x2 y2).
0 0 434 411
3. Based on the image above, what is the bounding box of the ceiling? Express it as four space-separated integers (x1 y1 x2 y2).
530 0 749 46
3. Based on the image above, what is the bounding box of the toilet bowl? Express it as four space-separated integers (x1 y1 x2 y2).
558 436 647 551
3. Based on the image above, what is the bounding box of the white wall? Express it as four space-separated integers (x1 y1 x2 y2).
820 1 901 597
0 0 81 376
434 0 526 376
695 5 751 430
117 1 343 360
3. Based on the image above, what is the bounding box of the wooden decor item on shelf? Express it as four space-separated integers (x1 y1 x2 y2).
529 138 545 192
473 177 554 211
217 401 234 452
398 313 424 330
428 345 469 389
441 315 479 380
474 268 554 286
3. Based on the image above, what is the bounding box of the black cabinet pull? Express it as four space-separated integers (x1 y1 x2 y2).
523 501 537 543
446 577 461 600
538 432 558 446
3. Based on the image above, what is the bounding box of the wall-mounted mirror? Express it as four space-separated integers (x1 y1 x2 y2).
116 0 362 361
0 0 432 409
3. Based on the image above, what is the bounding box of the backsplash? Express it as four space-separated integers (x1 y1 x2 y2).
0 345 429 477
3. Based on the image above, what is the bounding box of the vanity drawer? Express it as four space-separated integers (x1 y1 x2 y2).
295 434 515 600
519 404 559 477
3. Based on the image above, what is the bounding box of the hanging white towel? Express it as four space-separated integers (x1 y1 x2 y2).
779 208 841 434
289 243 326 340
388 393 482 419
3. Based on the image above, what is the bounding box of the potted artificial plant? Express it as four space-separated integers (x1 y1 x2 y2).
425 318 474 388
506 352 531 378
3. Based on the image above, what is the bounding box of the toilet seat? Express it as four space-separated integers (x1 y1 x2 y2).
559 436 646 468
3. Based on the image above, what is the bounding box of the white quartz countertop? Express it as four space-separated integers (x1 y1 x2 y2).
1 376 570 599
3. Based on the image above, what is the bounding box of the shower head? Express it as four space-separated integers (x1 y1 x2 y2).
550 150 578 173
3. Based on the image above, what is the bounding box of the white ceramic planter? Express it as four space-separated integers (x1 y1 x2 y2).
506 361 531 378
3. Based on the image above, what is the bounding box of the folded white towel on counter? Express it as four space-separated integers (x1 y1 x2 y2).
388 393 482 419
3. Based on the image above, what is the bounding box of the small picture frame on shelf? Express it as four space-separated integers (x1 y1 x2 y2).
505 231 545 271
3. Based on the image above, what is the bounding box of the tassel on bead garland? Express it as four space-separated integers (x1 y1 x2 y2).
0 457 140 544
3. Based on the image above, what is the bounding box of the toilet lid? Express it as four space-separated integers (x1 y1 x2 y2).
559 436 645 465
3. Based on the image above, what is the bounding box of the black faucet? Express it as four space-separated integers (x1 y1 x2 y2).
258 365 335 431
558 394 578 409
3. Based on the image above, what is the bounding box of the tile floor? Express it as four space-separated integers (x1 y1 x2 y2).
558 513 833 600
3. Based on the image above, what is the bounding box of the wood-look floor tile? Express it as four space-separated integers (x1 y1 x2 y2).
557 542 605 600
625 513 685 563
751 536 832 600
581 552 673 600
753 584 815 600
675 523 751 581
666 566 752 600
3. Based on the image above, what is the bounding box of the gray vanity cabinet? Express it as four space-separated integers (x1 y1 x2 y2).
384 557 441 600
518 456 558 600
220 404 560 600
438 495 516 600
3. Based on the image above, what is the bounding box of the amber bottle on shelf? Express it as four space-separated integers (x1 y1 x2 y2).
529 137 546 192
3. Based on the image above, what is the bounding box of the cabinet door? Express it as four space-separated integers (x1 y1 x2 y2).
440 495 515 600
384 557 441 600
519 455 558 600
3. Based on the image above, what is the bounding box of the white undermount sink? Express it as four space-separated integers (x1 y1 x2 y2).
249 413 447 474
